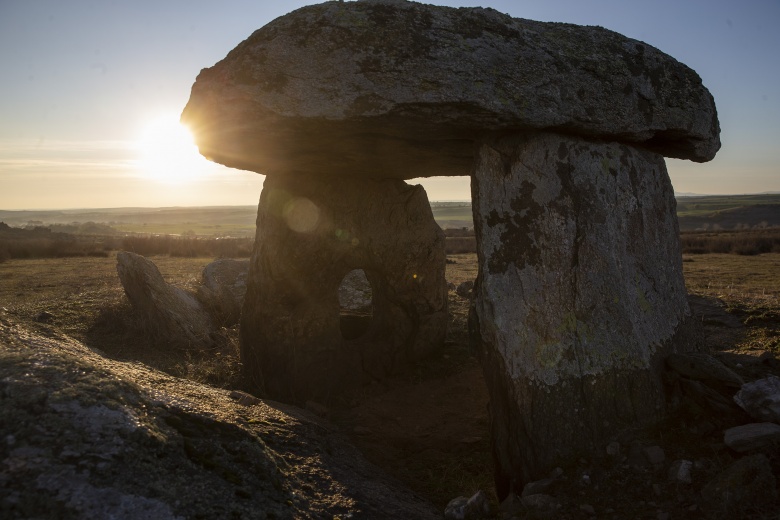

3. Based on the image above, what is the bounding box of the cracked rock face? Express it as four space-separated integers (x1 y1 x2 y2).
181 0 720 180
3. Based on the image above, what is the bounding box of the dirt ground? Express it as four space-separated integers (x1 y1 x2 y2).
1 252 779 517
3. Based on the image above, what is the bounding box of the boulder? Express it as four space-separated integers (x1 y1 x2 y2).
470 132 698 493
181 0 719 181
733 375 780 423
723 422 780 453
116 251 215 350
0 317 440 519
196 258 249 326
240 174 448 402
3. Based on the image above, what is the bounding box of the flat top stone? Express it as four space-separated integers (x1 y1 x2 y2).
182 0 720 179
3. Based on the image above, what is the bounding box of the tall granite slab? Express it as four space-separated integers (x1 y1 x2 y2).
240 174 447 402
470 132 698 495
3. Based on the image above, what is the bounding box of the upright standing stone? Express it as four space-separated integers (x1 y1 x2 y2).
240 174 447 402
470 132 698 495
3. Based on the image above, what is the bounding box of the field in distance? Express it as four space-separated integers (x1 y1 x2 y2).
1 194 778 236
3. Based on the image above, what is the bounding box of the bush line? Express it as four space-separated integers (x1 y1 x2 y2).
2 226 779 262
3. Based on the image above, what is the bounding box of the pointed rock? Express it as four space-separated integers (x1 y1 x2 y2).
116 251 215 350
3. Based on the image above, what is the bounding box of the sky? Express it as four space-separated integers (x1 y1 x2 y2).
0 0 778 210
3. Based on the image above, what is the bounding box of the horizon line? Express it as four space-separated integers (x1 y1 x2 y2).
2 193 780 212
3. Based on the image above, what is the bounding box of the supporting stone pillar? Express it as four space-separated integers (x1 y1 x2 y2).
240 174 448 403
470 132 698 497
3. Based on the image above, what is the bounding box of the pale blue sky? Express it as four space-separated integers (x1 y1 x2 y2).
1 0 778 209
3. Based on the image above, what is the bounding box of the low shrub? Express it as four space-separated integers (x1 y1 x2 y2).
445 236 477 254
121 235 253 258
680 229 780 255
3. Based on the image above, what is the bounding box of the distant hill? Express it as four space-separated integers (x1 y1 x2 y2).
675 194 780 231
2 194 778 235
0 206 258 237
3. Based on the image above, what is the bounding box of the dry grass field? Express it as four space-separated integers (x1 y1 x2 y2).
1 251 779 515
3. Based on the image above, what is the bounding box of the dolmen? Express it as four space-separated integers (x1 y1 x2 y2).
181 0 720 496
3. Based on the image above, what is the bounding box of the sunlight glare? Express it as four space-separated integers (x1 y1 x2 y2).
137 114 211 183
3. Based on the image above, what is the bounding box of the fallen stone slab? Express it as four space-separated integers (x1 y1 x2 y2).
116 251 215 350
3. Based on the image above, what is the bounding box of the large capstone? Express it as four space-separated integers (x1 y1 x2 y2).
470 132 699 494
181 0 719 180
240 175 447 402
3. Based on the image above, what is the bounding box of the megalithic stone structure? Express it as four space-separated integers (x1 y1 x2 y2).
182 0 720 492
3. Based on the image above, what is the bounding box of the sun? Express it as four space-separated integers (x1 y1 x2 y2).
136 114 210 183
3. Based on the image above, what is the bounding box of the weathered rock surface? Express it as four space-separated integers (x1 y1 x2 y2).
733 375 780 423
241 175 447 402
116 251 215 350
182 0 719 180
470 132 697 494
0 317 439 519
196 258 249 326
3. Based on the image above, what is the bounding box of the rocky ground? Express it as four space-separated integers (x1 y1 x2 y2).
1 253 779 518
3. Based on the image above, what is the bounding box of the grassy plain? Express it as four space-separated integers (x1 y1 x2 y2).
2 251 779 514
2 194 778 236
676 194 780 217
683 253 780 357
